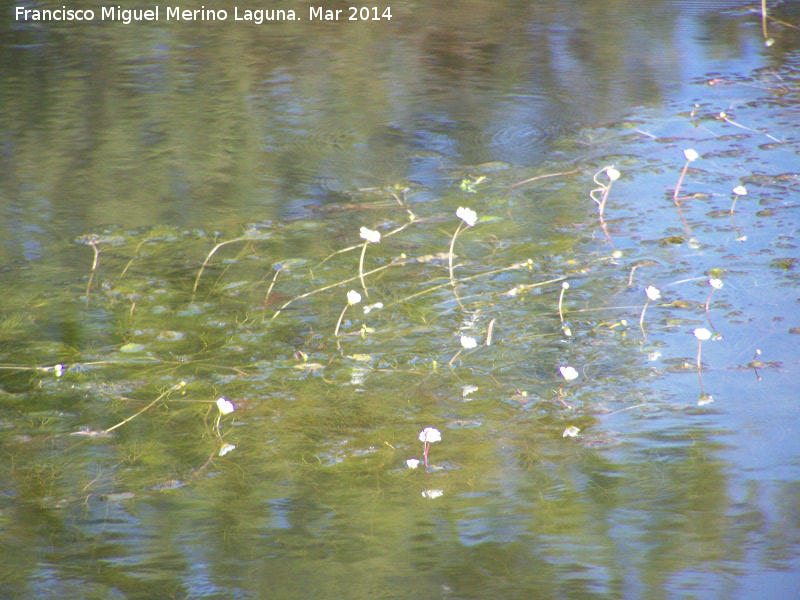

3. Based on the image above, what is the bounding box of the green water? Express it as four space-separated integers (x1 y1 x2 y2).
2 1 800 598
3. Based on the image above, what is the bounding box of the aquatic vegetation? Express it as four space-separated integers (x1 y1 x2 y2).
557 366 578 407
358 226 381 297
334 290 362 337
730 185 747 215
558 281 571 336
589 166 620 253
214 397 235 438
449 207 478 308
639 285 661 342
705 278 723 333
419 427 441 475
694 327 713 403
673 149 698 234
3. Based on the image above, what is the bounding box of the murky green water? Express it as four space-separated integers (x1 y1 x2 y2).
2 1 800 598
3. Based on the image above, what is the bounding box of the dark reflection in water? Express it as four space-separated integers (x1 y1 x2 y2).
2 1 800 599
0 0 771 230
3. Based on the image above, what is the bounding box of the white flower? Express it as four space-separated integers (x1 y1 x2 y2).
562 281 570 289
419 427 441 444
645 286 661 301
216 397 235 414
559 366 579 381
219 443 236 456
422 489 444 499
406 458 420 469
562 425 580 438
684 149 699 162
347 290 362 305
456 206 478 227
733 185 747 196
697 395 714 406
709 278 723 289
54 364 64 377
462 384 479 397
606 167 620 181
359 227 381 244
363 302 383 314
693 328 712 341
460 335 478 349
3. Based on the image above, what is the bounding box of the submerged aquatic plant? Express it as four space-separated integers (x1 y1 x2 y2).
673 149 698 234
449 334 478 366
358 226 381 298
334 290 362 337
639 285 661 342
214 397 235 438
589 166 620 252
705 278 723 333
448 207 478 308
557 366 578 407
419 427 441 473
558 281 571 336
694 327 713 403
730 185 747 215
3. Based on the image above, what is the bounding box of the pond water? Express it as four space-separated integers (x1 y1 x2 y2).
1 1 800 598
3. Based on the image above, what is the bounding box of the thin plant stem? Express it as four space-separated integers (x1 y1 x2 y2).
673 161 692 234
639 299 651 342
696 340 705 396
333 304 349 337
448 221 465 309
510 169 579 189
192 237 248 298
118 238 148 281
384 270 566 309
270 259 402 321
751 349 762 381
486 318 495 346
704 289 717 332
558 286 567 323
84 241 100 307
358 241 370 298
263 267 282 307
717 112 780 143
761 0 769 40
590 168 616 251
104 382 185 434
730 195 740 216
390 190 417 221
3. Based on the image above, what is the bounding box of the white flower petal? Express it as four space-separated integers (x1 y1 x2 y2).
359 227 381 244
219 443 236 456
645 286 661 301
606 167 620 181
216 397 235 415
684 149 699 162
693 328 712 341
559 366 579 381
406 458 420 469
709 278 723 289
347 290 362 305
562 426 581 438
460 335 478 349
422 489 444 499
419 427 441 443
733 185 747 196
